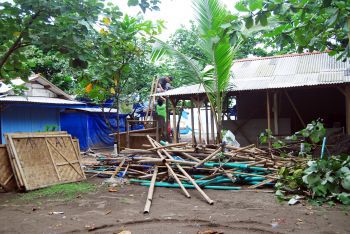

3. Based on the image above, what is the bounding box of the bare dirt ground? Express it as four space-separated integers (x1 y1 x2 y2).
0 178 349 234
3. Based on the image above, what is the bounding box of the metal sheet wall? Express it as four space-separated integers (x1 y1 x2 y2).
1 105 60 143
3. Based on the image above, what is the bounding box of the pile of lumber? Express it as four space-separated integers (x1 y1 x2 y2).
84 135 305 213
0 132 85 192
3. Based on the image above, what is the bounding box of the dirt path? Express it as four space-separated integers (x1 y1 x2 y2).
0 179 349 234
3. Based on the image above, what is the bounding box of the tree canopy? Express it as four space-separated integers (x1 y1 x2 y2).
0 0 105 80
234 0 350 60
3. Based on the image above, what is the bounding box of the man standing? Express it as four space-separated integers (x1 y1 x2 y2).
156 97 168 141
157 76 173 92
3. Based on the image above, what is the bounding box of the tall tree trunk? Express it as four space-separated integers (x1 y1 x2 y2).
116 86 121 154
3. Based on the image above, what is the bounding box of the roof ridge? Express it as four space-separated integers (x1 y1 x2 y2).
234 51 330 63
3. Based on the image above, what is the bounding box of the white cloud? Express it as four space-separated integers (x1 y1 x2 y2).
113 0 237 40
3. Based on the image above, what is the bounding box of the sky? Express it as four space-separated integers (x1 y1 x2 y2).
114 0 237 40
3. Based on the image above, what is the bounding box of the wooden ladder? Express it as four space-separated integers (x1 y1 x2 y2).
145 77 159 121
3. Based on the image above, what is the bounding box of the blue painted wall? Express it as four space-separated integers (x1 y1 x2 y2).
1 105 60 143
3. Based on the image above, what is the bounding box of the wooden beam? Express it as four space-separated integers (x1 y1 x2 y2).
166 97 170 142
337 86 347 96
266 91 271 149
284 90 306 128
231 120 253 144
145 77 155 120
197 97 202 144
126 120 130 148
273 92 279 135
266 91 271 130
190 99 196 145
210 106 215 144
170 98 178 143
205 102 209 144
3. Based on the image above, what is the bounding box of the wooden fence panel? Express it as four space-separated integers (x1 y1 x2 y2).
5 132 85 191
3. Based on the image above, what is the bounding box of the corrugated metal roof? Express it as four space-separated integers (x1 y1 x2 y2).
70 107 120 113
0 96 84 105
157 52 350 97
155 84 206 96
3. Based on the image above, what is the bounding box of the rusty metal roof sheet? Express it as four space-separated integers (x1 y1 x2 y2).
157 52 350 97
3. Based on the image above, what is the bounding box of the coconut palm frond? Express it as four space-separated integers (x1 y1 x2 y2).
151 38 204 84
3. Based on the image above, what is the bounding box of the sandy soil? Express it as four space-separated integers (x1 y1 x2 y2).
0 178 349 234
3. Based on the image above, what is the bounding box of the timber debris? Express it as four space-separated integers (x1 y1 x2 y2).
84 135 305 213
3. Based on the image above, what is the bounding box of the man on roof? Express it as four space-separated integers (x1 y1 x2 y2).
157 76 173 93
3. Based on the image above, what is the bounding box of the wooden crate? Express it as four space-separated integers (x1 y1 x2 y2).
5 132 86 191
0 145 17 191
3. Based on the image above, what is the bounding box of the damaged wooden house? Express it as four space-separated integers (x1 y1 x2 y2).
0 74 84 143
156 52 350 146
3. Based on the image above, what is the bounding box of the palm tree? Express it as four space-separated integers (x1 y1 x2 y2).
151 0 241 142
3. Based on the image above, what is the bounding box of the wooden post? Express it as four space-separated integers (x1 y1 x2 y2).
210 106 215 144
284 90 306 128
266 91 271 149
155 120 159 142
145 77 156 120
266 91 271 131
205 102 209 144
166 97 170 142
345 86 350 135
190 99 196 145
170 98 177 143
273 92 279 135
126 120 130 148
197 97 202 144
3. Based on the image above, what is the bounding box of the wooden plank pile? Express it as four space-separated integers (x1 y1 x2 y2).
84 135 305 213
0 132 85 192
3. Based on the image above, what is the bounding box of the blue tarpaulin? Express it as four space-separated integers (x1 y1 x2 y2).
61 111 128 150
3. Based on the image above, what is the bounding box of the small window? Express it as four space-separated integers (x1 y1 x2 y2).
269 58 277 65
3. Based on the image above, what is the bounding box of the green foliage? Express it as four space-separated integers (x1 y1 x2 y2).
235 0 350 60
43 125 58 132
259 120 326 156
23 47 76 93
18 182 96 202
303 156 350 204
127 0 161 13
0 0 104 80
275 164 307 201
295 120 326 144
276 155 350 205
77 10 163 105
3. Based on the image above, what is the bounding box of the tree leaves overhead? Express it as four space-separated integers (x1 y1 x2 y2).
0 0 104 80
127 0 161 13
234 0 350 60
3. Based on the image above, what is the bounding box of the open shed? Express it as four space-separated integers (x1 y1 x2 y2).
0 74 84 143
156 52 350 146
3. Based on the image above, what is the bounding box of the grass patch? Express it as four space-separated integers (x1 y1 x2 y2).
18 182 96 202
